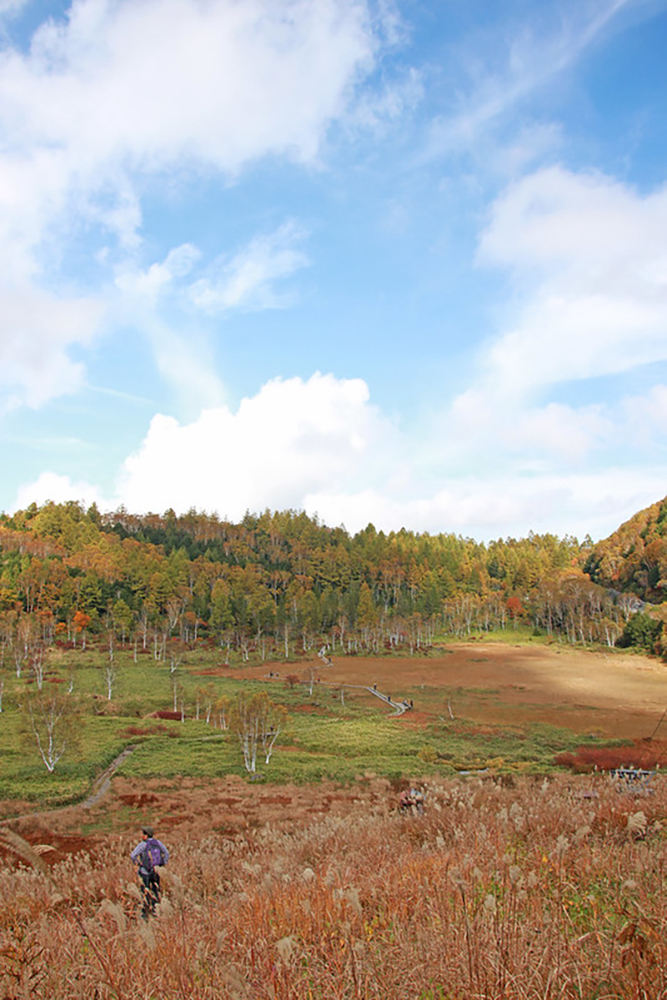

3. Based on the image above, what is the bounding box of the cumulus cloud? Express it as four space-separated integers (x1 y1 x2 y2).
12 471 103 512
13 162 667 540
115 372 392 516
15 366 667 543
305 466 667 540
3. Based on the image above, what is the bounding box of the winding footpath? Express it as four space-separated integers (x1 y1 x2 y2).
82 745 137 809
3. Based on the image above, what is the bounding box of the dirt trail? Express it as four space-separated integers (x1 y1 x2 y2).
82 745 137 809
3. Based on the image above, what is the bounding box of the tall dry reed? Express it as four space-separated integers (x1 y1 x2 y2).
0 774 665 999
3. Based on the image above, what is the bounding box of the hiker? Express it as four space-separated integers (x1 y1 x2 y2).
131 826 169 918
399 789 412 814
412 788 425 815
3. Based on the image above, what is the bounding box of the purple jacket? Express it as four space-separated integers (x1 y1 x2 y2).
131 837 169 874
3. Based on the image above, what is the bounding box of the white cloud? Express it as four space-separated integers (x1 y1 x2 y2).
510 403 611 462
115 372 392 516
479 166 667 274
475 166 667 396
12 471 103 512
116 243 201 301
189 222 310 314
0 0 30 15
0 0 376 226
0 0 380 410
147 323 227 414
18 446 663 544
622 383 667 446
306 467 667 541
0 287 103 409
15 368 667 543
443 389 612 473
112 223 310 409
410 167 667 517
424 0 633 159
113 249 226 412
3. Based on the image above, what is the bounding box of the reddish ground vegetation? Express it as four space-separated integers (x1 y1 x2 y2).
397 709 432 727
556 739 667 772
1 773 666 998
210 643 667 739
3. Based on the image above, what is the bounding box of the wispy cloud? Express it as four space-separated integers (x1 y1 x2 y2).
189 223 310 314
423 0 635 159
84 384 157 408
476 165 667 396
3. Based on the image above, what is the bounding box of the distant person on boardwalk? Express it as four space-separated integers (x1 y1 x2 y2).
131 826 169 918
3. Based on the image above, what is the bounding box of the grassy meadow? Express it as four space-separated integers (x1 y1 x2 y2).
0 637 623 809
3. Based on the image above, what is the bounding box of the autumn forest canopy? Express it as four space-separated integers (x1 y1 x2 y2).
1 496 667 661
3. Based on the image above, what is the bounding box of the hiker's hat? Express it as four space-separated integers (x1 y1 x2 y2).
142 826 154 838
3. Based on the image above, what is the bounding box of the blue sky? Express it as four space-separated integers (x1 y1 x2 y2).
2 0 667 541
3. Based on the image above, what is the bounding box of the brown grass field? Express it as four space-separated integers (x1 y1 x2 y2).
2 772 667 999
218 641 667 740
2 643 667 998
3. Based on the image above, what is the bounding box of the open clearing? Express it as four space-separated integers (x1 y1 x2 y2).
3 641 667 860
212 640 667 739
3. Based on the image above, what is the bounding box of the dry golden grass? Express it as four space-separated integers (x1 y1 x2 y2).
1 773 666 998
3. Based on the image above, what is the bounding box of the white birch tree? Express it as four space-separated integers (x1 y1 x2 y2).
230 692 287 772
22 688 81 773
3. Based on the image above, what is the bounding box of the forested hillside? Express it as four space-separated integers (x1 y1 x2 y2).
585 496 667 602
0 499 664 661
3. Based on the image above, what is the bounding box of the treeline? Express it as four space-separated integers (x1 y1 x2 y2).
0 499 664 661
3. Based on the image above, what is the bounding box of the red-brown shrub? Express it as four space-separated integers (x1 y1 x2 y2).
555 740 667 772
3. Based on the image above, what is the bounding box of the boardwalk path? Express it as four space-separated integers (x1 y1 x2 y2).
315 677 409 716
364 686 410 716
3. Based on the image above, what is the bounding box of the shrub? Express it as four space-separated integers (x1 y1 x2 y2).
617 612 662 652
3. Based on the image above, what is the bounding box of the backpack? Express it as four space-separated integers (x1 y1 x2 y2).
142 838 163 871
